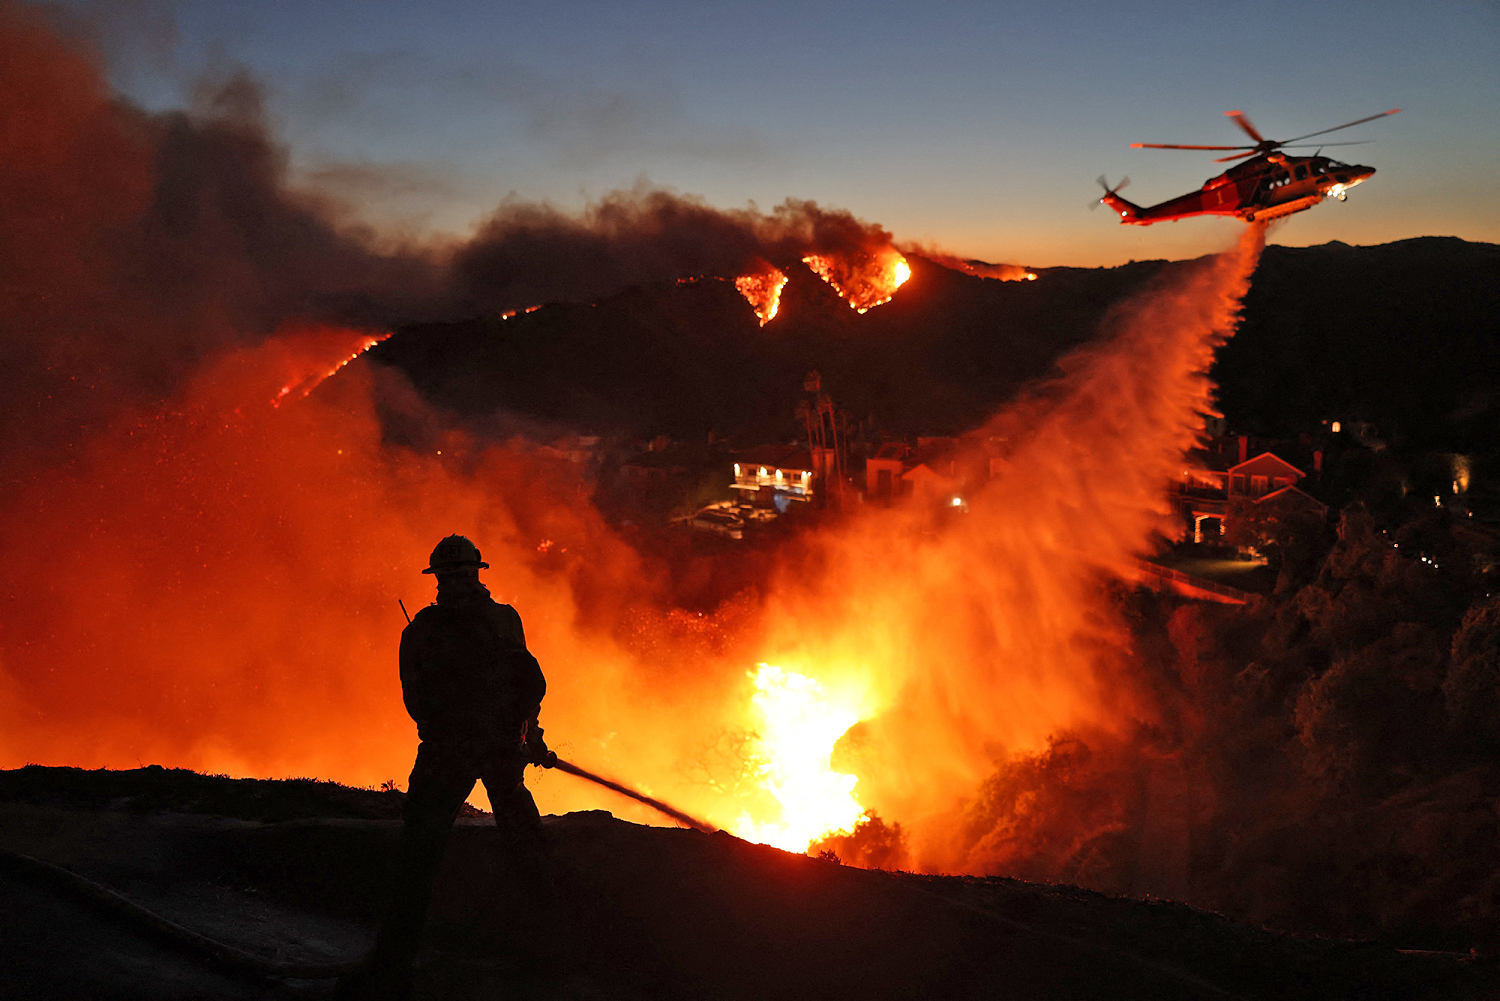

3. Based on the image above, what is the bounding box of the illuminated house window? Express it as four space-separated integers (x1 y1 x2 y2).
730 446 817 505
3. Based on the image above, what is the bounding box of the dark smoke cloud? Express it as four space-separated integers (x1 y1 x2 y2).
0 3 439 474
452 188 904 314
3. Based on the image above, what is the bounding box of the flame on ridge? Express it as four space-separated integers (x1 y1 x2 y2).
802 249 911 313
271 327 390 407
732 663 870 851
734 268 789 326
912 249 1038 282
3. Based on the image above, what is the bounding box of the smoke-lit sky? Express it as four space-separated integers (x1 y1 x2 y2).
56 0 1500 267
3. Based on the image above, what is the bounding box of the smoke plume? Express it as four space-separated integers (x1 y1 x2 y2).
453 189 911 315
0 4 440 474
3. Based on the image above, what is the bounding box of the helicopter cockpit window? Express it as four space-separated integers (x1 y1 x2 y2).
1294 165 1309 180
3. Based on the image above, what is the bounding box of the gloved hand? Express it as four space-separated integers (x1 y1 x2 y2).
524 722 557 768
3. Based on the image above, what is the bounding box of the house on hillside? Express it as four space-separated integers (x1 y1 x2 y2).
731 444 818 512
865 442 909 502
1179 436 1326 544
863 437 968 505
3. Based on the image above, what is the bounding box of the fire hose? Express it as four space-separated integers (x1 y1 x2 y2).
549 756 716 834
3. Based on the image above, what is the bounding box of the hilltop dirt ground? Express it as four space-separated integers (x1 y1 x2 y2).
0 766 1494 1001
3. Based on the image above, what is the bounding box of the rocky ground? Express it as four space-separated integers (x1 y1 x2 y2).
1 766 1493 1000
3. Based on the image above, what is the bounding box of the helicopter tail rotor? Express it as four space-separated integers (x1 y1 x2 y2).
1090 174 1130 210
1092 176 1139 219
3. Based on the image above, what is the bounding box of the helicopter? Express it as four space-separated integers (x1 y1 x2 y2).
1096 108 1399 225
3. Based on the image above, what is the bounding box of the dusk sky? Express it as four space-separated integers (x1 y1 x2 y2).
65 0 1499 267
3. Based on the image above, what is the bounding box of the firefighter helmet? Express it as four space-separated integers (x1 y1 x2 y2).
422 534 489 575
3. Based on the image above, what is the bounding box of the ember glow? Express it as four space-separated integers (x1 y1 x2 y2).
733 664 870 851
802 248 912 312
733 268 789 326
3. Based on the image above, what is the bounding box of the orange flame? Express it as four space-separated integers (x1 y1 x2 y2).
733 268 789 326
732 664 871 850
802 248 911 312
270 327 390 407
913 250 1038 282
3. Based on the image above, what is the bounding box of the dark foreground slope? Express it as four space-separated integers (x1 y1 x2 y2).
1 767 1492 1001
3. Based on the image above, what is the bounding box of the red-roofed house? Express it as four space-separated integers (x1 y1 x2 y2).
864 437 964 504
1179 443 1320 544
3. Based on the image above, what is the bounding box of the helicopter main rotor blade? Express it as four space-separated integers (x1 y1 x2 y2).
1281 108 1400 145
1225 110 1266 144
1132 142 1252 151
1131 109 1397 159
1279 141 1374 149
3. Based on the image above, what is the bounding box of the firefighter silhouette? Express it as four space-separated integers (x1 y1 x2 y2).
339 535 553 1000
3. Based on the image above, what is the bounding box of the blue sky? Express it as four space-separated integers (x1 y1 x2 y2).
72 0 1500 266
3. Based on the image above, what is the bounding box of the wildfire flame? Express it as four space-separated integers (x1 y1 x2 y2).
271 327 390 407
913 251 1038 282
734 268 789 326
802 249 911 313
733 664 870 851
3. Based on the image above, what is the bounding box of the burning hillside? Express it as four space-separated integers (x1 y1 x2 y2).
734 266 789 325
801 248 912 313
